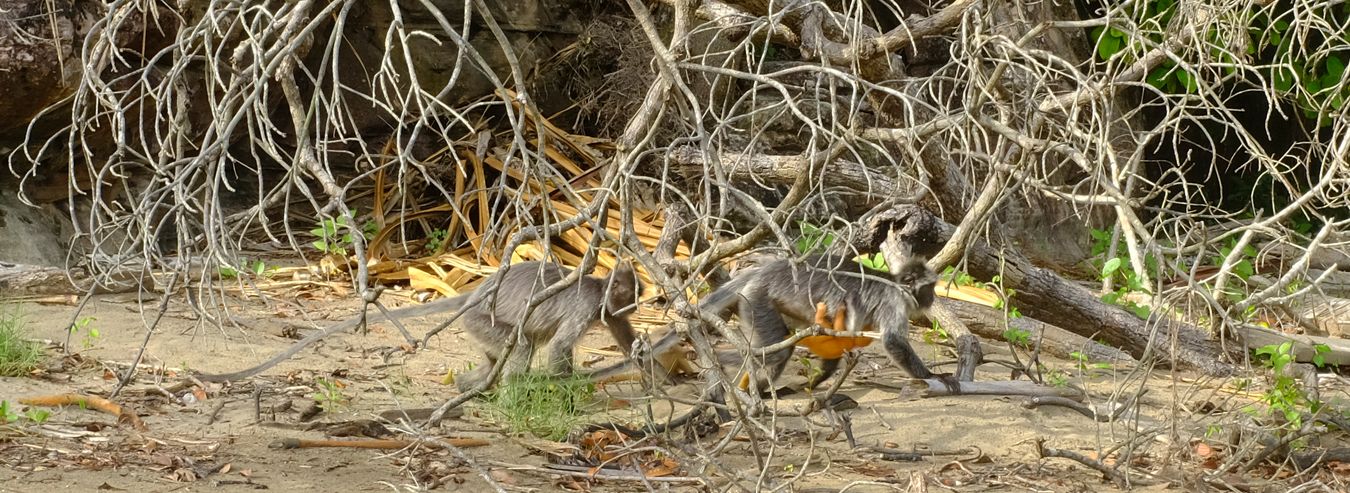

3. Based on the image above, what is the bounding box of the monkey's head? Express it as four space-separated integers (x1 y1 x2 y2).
604 260 643 316
894 259 938 311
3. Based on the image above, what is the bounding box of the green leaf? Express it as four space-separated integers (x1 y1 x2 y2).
1098 34 1123 60
1306 78 1323 93
1177 69 1198 93
1234 259 1255 280
1147 66 1171 89
1327 56 1346 79
1102 257 1123 278
1313 343 1330 368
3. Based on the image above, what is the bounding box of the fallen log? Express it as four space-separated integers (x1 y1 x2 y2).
938 298 1136 365
1237 324 1350 366
876 205 1238 376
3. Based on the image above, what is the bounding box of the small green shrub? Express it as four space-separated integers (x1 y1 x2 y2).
312 377 349 414
1251 342 1329 433
483 371 596 440
794 221 836 254
0 305 42 377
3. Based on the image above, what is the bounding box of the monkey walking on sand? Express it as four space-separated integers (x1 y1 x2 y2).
198 261 644 390
698 253 948 394
583 238 952 436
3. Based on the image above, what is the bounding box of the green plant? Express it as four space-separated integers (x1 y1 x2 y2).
986 275 1023 319
0 401 47 425
1091 0 1189 91
312 377 349 414
310 211 378 256
941 266 975 287
1003 328 1031 348
24 408 50 424
219 259 271 280
0 401 19 423
1312 343 1330 368
1253 342 1324 432
425 228 449 253
1091 228 1153 319
1091 0 1350 126
855 252 889 272
1046 369 1071 388
1209 239 1260 302
923 320 950 345
0 305 42 377
799 356 826 388
69 316 99 350
794 221 893 272
483 371 595 440
794 221 836 254
1069 351 1112 371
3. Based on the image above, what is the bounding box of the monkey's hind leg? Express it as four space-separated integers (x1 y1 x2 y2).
543 313 592 378
739 292 795 393
750 291 788 383
455 320 537 392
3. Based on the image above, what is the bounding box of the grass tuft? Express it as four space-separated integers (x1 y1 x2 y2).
482 371 596 440
0 304 42 377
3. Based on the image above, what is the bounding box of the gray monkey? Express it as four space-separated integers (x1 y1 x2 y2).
698 254 943 392
581 253 946 436
450 260 641 391
197 261 642 389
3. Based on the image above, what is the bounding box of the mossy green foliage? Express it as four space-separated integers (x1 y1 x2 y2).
1092 0 1350 125
0 304 42 377
483 371 597 441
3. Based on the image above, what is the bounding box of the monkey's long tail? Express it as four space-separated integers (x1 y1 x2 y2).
693 268 756 316
197 295 471 382
582 270 756 381
582 326 688 382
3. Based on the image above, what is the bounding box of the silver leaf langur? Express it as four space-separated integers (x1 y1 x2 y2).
198 261 642 389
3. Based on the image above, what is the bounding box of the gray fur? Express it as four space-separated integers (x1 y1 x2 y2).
712 254 939 389
452 261 641 391
197 261 641 387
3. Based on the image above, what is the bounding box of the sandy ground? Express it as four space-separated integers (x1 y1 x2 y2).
0 289 1299 492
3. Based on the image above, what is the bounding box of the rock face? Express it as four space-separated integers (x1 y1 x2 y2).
0 186 72 266
0 1 86 134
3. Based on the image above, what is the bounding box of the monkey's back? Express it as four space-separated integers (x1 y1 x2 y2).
465 262 605 339
751 254 908 328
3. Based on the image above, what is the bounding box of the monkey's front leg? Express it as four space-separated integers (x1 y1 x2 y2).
881 326 960 393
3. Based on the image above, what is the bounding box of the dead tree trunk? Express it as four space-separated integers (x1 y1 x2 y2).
884 205 1238 376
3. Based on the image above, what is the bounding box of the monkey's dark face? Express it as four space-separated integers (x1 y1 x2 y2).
913 281 936 310
894 260 938 311
605 263 642 314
